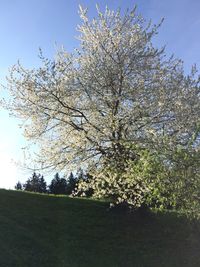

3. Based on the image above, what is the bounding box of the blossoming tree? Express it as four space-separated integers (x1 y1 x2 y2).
3 6 200 214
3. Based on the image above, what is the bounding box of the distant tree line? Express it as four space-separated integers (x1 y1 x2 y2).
15 168 93 197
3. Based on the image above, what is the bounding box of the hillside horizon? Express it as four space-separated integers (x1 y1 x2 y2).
0 189 200 266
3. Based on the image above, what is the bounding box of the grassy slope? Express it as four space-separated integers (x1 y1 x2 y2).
0 189 200 267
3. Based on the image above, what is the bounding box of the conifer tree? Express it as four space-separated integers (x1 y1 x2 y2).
23 172 47 193
49 173 68 195
15 181 22 190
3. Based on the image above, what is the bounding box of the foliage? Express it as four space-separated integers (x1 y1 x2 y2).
75 168 94 197
163 146 200 218
16 170 91 196
78 144 200 218
23 172 47 193
15 181 22 190
65 172 77 195
3 5 200 215
48 173 68 195
78 146 165 207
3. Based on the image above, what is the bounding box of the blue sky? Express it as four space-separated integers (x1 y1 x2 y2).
0 0 200 188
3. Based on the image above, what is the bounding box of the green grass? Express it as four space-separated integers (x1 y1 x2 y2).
0 189 200 267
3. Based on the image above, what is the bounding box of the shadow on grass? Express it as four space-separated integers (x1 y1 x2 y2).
0 189 199 267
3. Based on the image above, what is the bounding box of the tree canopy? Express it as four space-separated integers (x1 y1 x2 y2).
23 172 47 193
3 6 200 216
48 173 68 195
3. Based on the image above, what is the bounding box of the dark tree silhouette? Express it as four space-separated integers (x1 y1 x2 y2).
48 173 68 195
66 172 77 195
15 181 22 190
23 172 47 193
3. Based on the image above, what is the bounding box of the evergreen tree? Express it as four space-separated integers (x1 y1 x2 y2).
23 172 47 193
76 171 94 197
49 173 68 195
84 172 94 197
66 172 77 195
15 181 22 190
38 175 47 193
76 168 85 181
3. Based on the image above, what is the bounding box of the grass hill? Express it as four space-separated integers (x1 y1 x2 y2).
0 189 200 267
